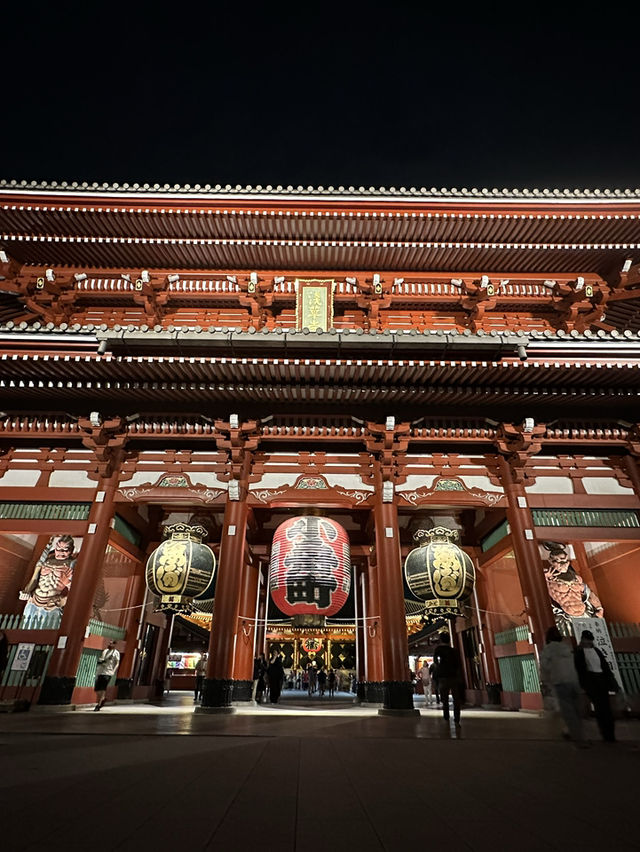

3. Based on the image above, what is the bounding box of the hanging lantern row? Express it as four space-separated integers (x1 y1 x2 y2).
404 526 475 617
269 516 351 616
145 523 216 613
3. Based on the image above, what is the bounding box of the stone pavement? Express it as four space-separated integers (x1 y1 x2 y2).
0 692 638 852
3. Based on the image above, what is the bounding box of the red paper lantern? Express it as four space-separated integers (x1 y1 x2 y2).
269 516 351 616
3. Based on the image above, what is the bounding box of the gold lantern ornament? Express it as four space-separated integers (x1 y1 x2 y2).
145 523 216 613
404 526 475 617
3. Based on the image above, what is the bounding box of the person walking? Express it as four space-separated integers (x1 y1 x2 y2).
328 668 337 697
194 653 207 702
430 661 441 705
432 632 464 726
539 626 586 746
419 660 433 705
307 662 318 696
574 629 620 743
317 667 327 696
267 652 285 704
94 641 120 710
252 653 266 702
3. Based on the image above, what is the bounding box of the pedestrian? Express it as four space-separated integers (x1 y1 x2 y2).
430 661 441 705
194 653 207 702
317 667 327 696
574 629 620 743
328 668 336 697
252 653 266 702
432 632 464 726
267 652 284 704
94 640 120 710
539 626 586 746
307 662 318 695
419 660 433 704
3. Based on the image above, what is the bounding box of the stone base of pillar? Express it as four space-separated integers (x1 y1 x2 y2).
201 677 234 708
378 707 421 717
195 705 236 715
38 676 76 705
382 680 415 711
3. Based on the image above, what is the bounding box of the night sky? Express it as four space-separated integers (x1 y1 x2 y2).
3 3 639 189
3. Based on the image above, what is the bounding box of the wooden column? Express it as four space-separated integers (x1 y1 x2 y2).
475 565 501 684
202 498 249 708
363 555 384 701
623 454 640 497
38 470 119 704
354 564 366 700
254 568 268 657
230 556 260 699
373 498 415 711
200 417 259 710
116 566 146 692
498 456 554 655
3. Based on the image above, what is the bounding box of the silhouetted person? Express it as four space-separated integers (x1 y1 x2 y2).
574 629 619 743
328 668 336 697
253 653 267 702
267 652 284 704
432 632 464 726
317 667 327 696
194 653 207 702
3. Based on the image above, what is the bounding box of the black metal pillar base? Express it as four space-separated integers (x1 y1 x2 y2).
363 681 385 704
381 680 417 713
38 676 76 705
116 678 133 700
231 680 253 703
201 677 234 708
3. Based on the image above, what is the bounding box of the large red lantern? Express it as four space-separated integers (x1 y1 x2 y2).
269 516 351 616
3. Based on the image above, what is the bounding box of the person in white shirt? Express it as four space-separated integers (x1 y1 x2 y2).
419 661 433 705
94 641 121 711
539 626 585 746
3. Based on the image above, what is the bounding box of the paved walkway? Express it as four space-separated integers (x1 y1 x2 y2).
0 692 638 851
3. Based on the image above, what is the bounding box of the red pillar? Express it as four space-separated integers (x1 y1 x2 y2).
231 556 260 698
364 556 384 696
498 456 555 655
39 471 119 704
624 454 640 497
202 498 249 708
475 565 501 684
373 498 415 711
116 567 145 684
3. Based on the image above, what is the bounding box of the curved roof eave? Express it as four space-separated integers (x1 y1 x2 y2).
2 180 640 206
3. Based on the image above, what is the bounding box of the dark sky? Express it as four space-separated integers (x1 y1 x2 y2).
3 2 639 189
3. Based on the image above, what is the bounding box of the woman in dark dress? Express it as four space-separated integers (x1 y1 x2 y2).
267 652 285 704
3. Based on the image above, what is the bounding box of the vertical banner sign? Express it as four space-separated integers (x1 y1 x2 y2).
572 617 623 691
296 279 334 331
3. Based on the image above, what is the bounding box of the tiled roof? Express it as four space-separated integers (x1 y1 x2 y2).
2 180 640 202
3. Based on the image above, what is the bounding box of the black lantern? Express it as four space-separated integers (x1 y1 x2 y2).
404 526 475 617
145 523 216 612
